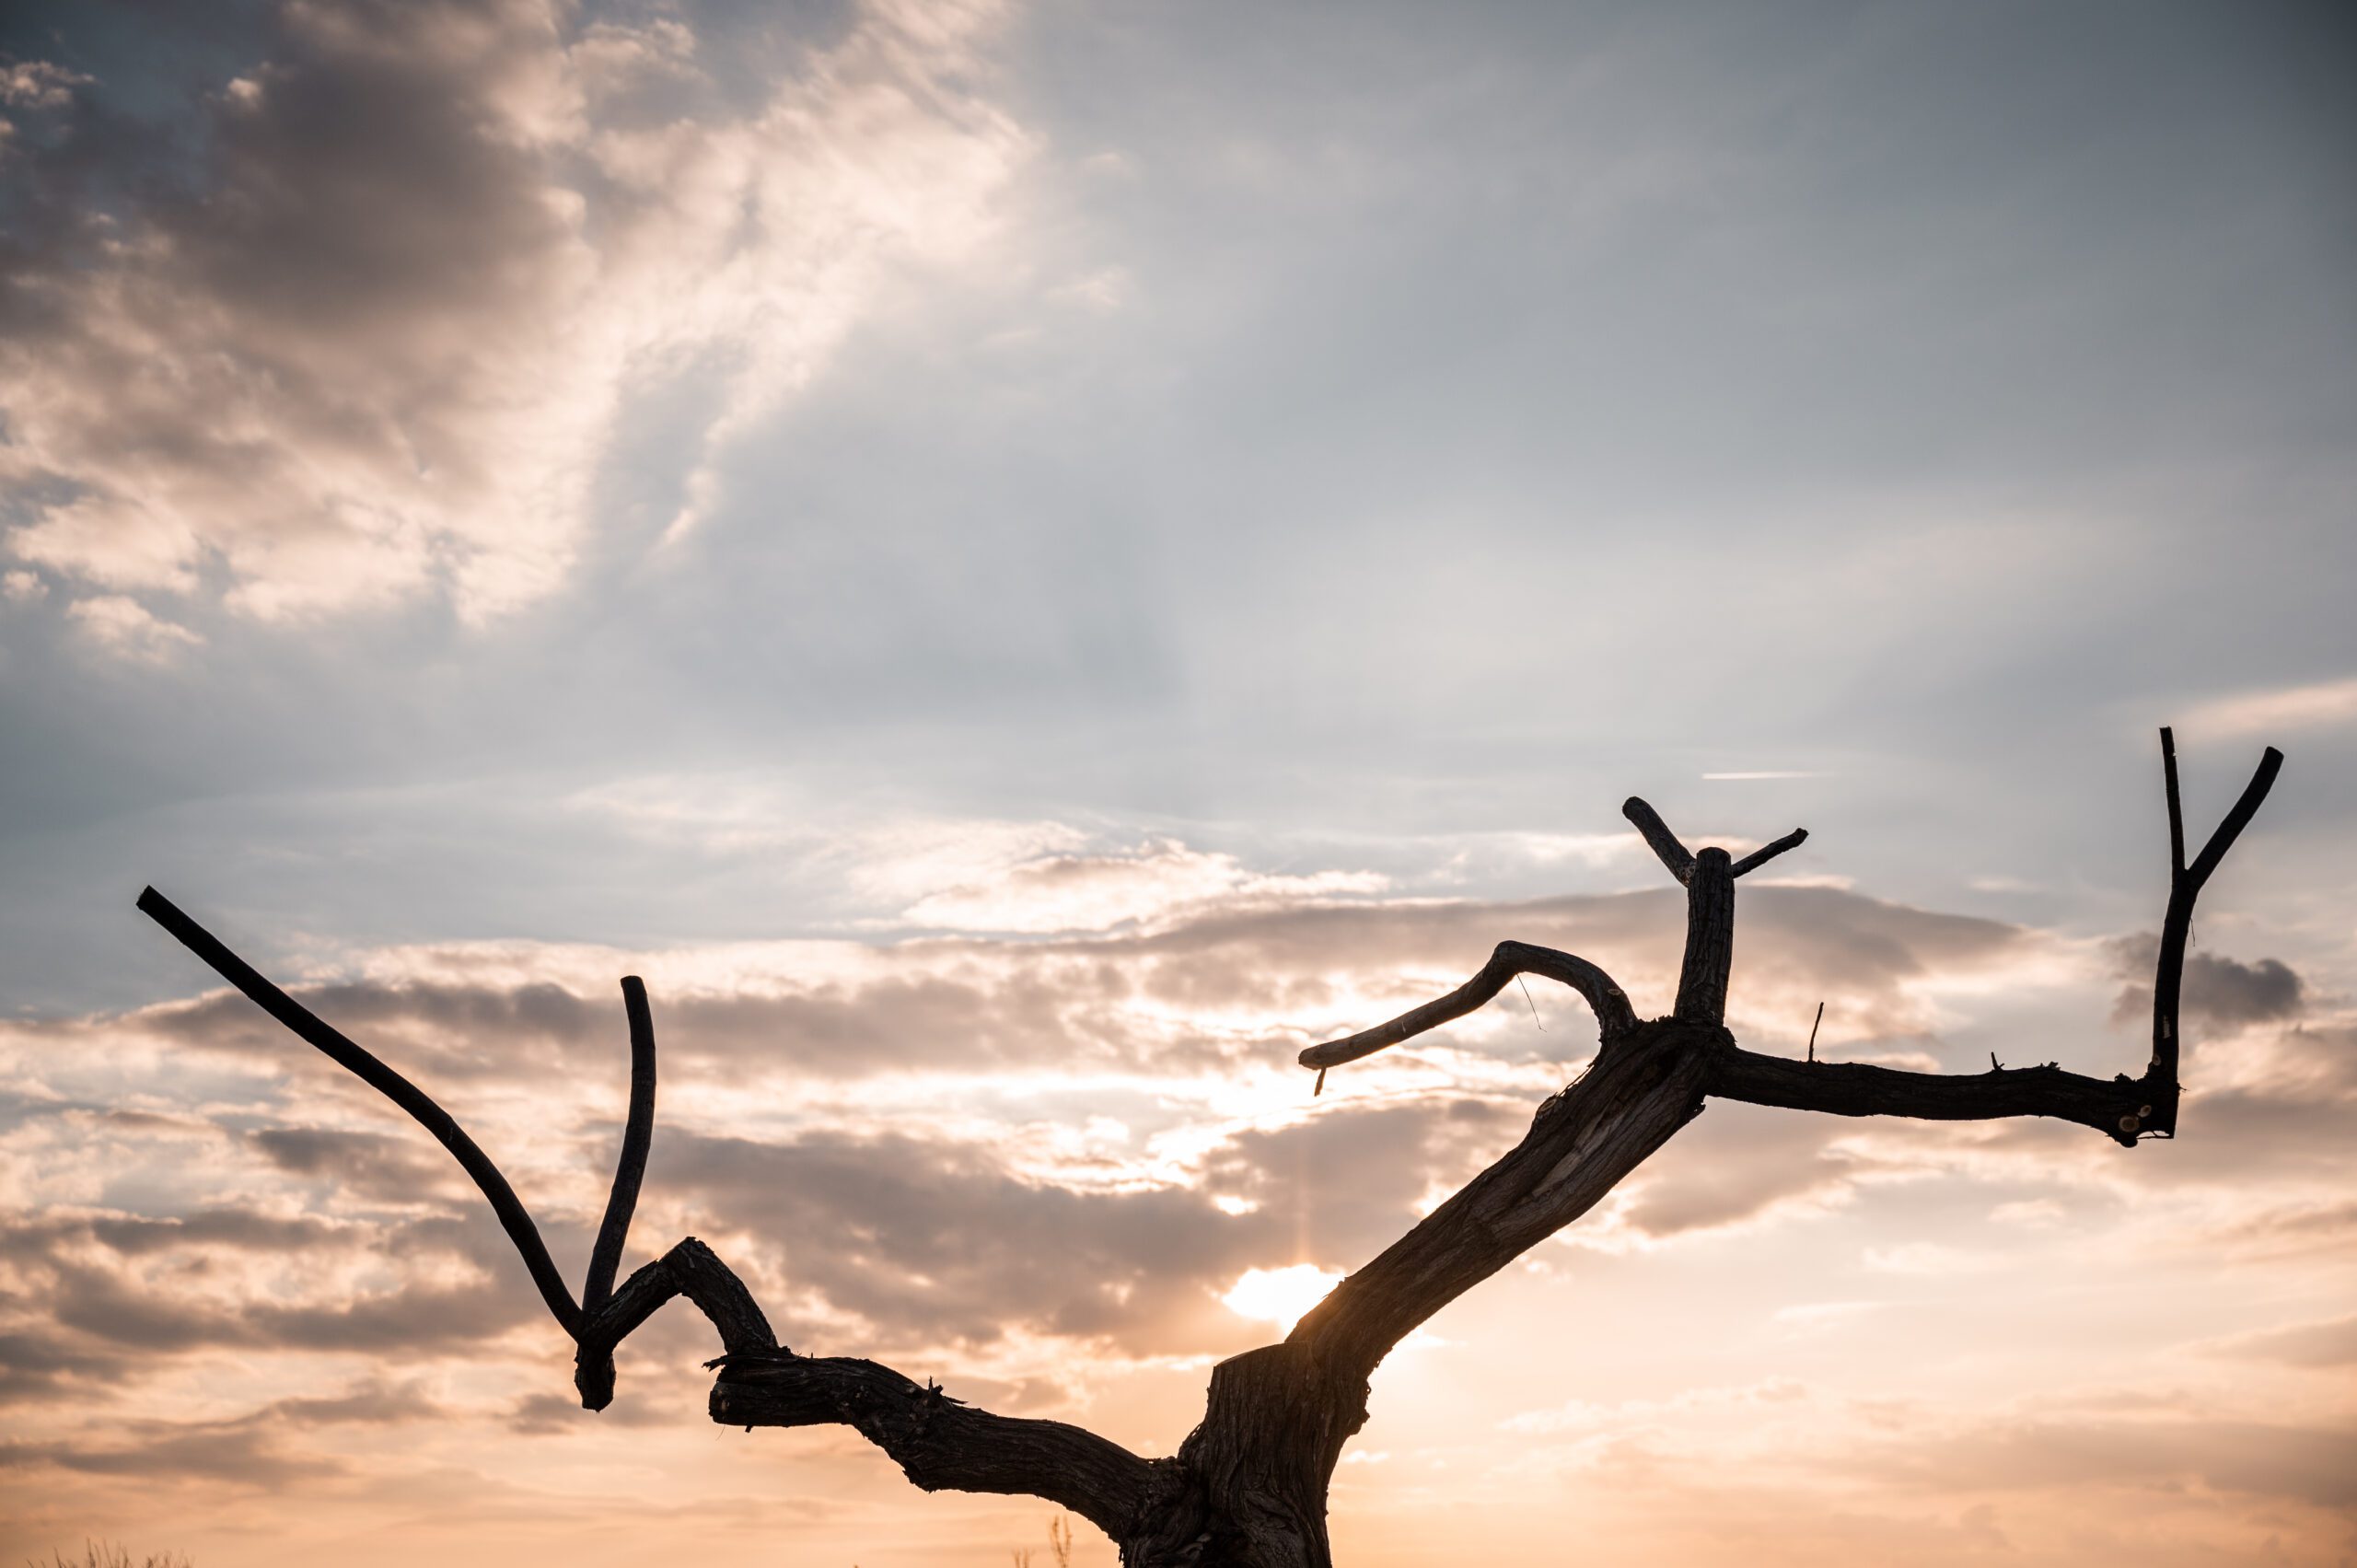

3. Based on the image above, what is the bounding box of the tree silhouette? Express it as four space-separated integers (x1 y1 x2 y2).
135 728 2280 1567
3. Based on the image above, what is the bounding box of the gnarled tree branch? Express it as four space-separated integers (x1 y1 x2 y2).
137 891 1152 1543
714 1350 1155 1536
1296 939 1636 1073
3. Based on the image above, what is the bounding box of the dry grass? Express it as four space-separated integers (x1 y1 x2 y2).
25 1546 189 1568
1010 1513 1075 1568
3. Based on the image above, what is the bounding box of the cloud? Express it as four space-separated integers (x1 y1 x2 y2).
1613 1102 1864 1239
0 1376 433 1486
1503 1376 1812 1436
2201 1313 2357 1368
0 0 1027 633
266 1377 447 1426
1200 1094 1516 1259
2108 936 2305 1030
1 1206 552 1366
897 838 1389 934
5 1422 344 1487
250 1126 456 1203
0 61 91 114
1106 882 2048 1051
62 595 203 663
2182 675 2357 737
1857 1410 2357 1512
0 1327 134 1408
652 1125 1275 1355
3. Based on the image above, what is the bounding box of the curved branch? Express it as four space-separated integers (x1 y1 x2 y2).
715 1351 1154 1538
136 887 585 1339
1296 940 1637 1071
583 976 657 1317
2181 734 2282 889
1621 796 1694 884
574 1233 779 1411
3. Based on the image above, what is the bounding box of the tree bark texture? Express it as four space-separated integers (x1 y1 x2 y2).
133 730 2281 1567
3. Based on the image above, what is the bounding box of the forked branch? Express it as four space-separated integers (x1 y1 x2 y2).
1621 796 1805 883
135 889 1155 1540
2149 727 2285 1123
1698 729 2282 1143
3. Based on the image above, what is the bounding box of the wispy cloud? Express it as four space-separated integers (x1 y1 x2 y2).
2182 675 2357 738
64 595 204 664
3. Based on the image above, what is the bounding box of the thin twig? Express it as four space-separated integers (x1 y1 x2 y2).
1730 827 1808 878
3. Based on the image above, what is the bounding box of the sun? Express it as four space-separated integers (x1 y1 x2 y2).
1221 1264 1344 1334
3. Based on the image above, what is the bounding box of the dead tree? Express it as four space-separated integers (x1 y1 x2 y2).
135 729 2280 1567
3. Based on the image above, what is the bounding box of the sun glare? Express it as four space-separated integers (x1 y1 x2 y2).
1221 1264 1344 1333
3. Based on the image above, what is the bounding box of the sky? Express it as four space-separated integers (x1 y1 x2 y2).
0 0 2352 1562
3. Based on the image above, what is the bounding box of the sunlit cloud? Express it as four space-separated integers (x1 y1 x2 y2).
2182 675 2357 737
0 0 1028 635
899 839 1389 933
